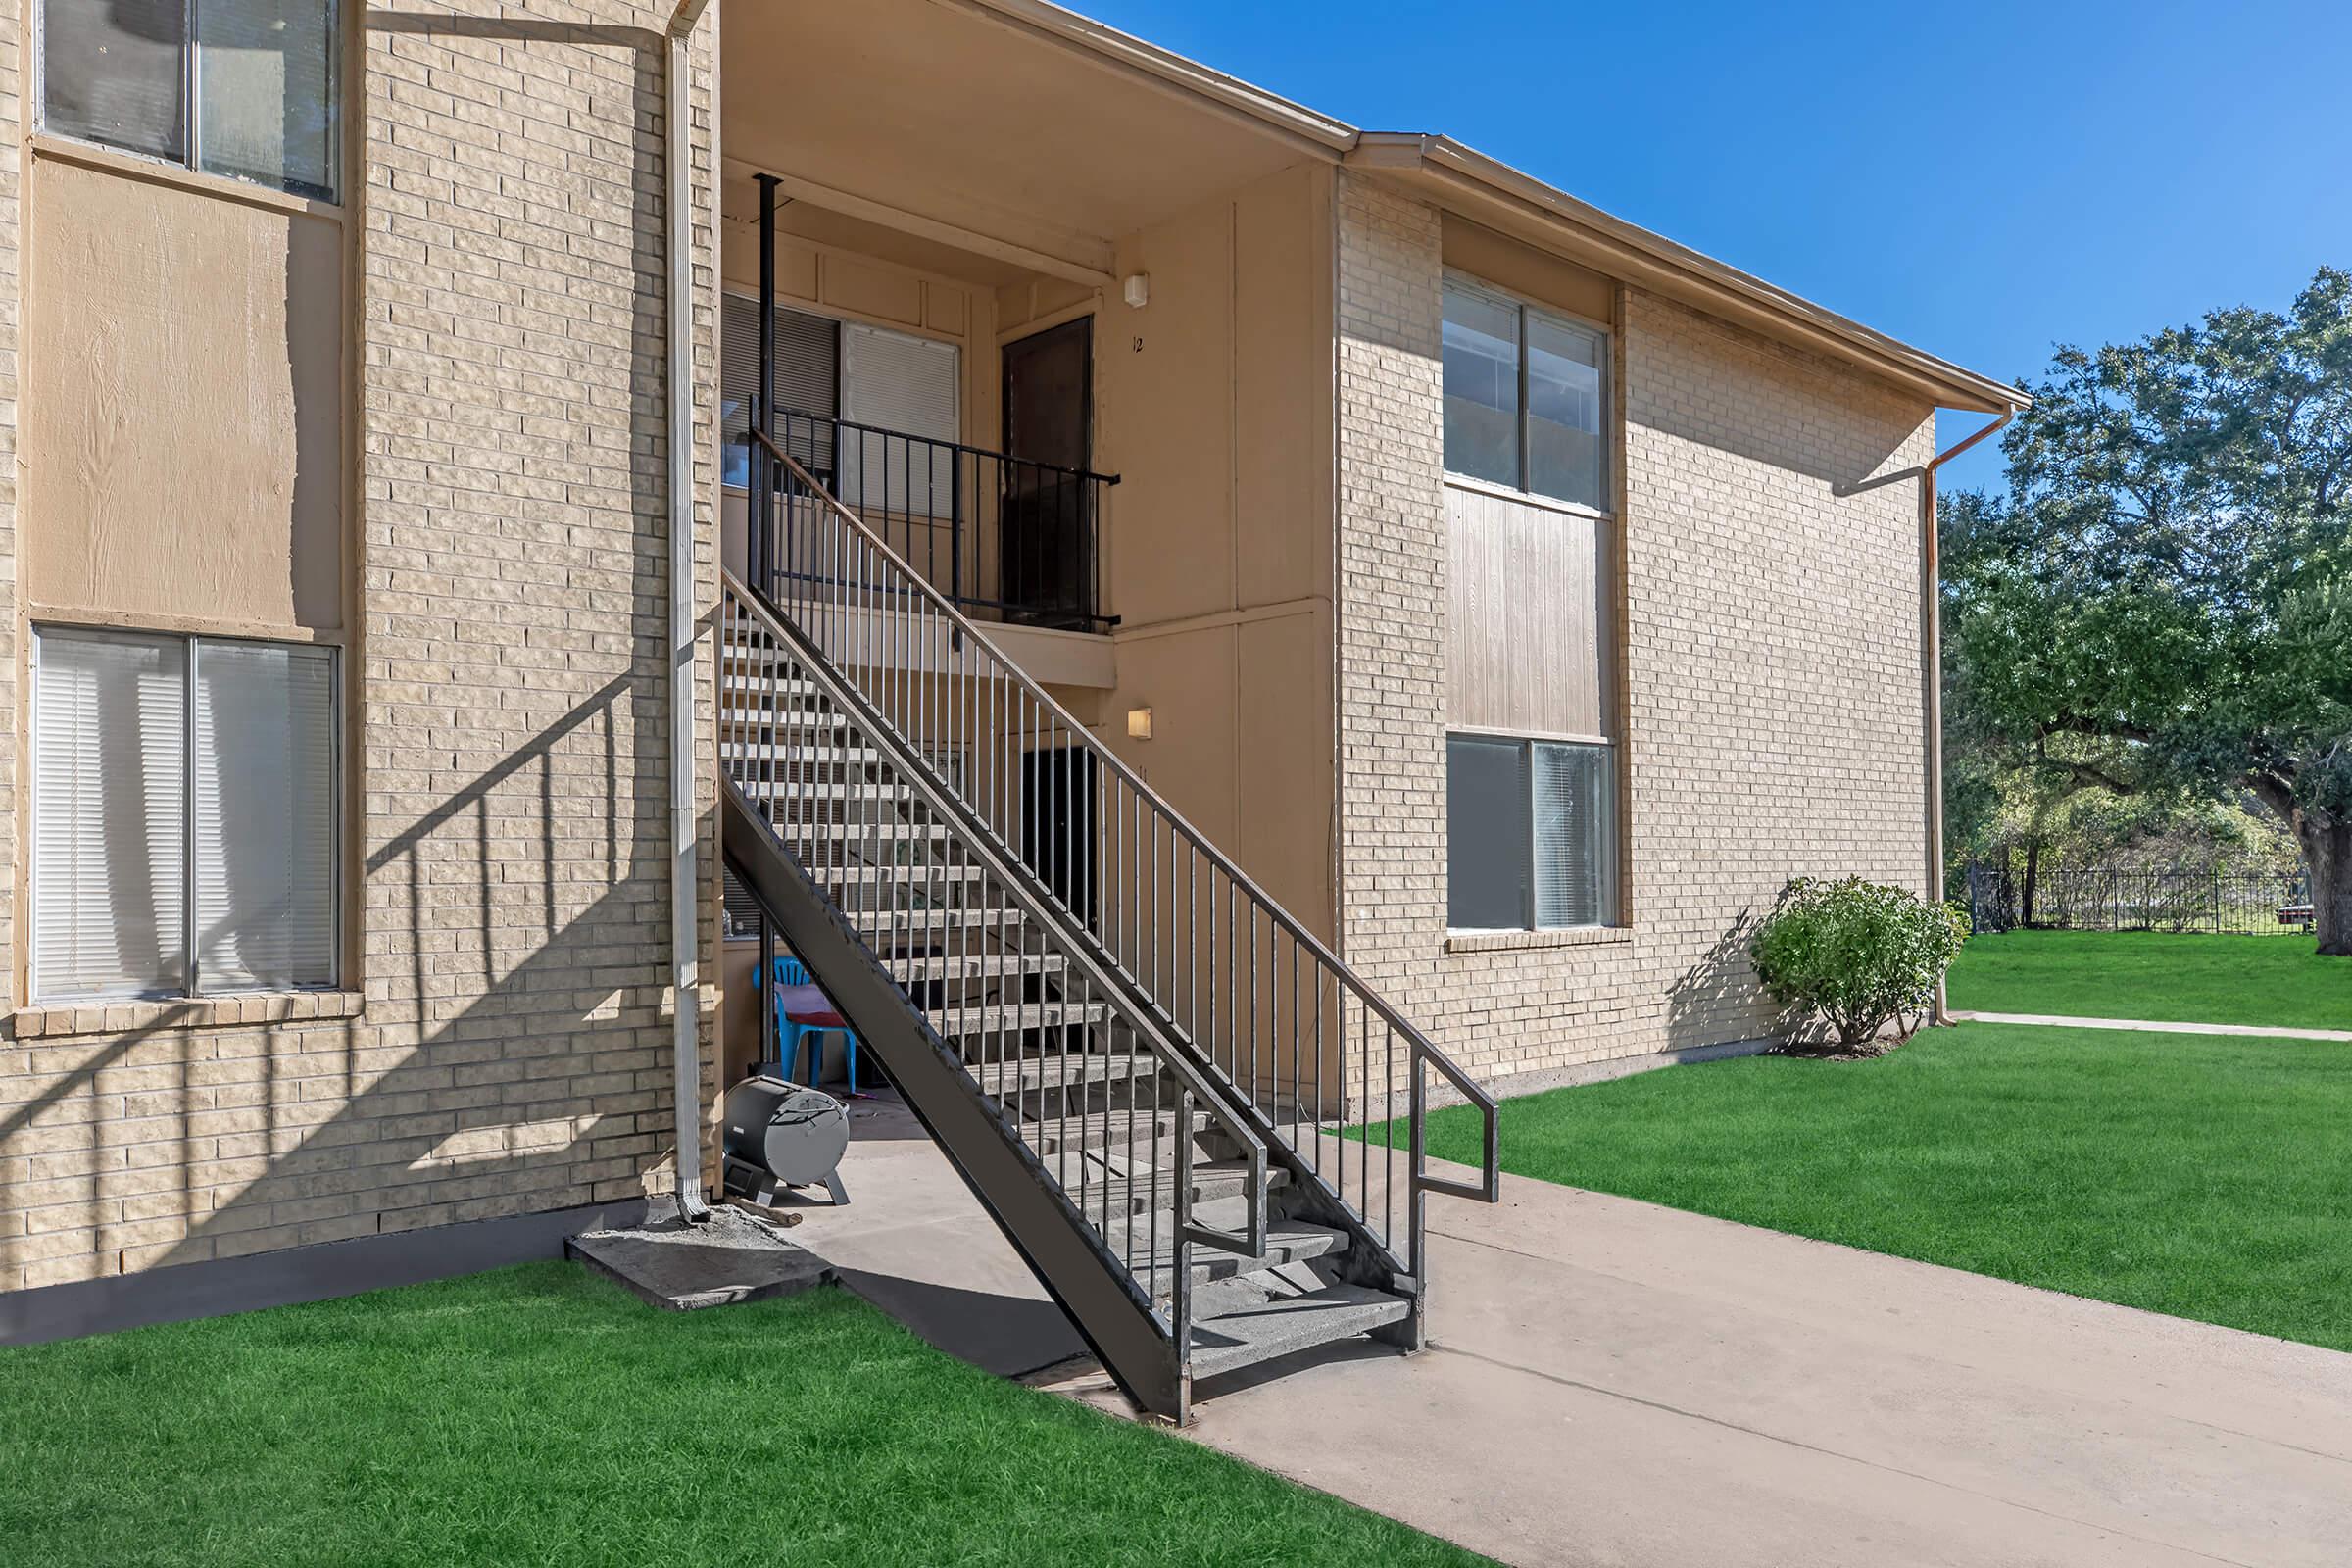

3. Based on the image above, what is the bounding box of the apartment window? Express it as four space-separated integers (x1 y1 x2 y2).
721 295 840 488
32 628 338 1001
1443 275 1609 511
41 0 340 202
721 294 961 496
1446 735 1616 930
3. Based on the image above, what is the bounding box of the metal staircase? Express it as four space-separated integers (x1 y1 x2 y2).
717 429 1497 1422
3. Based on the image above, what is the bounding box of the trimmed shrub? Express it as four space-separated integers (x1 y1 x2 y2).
1747 876 1969 1047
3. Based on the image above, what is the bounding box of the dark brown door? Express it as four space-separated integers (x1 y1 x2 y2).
1000 318 1094 626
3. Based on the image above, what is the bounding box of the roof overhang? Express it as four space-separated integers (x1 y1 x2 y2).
954 1 2025 416
1348 134 2025 414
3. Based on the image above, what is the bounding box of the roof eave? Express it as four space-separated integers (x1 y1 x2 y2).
950 5 2025 414
1351 134 2026 414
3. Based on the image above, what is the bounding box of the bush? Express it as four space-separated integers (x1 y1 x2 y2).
1747 876 1969 1047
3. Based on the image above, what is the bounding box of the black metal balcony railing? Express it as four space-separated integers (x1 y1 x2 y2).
742 408 1117 634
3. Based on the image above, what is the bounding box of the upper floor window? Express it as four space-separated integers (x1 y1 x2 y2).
32 627 339 1001
1443 275 1609 511
41 0 340 202
720 293 960 501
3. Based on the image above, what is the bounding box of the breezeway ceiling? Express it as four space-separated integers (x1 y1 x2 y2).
722 0 1326 280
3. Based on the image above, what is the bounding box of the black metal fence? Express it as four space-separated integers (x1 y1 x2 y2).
1964 858 2313 936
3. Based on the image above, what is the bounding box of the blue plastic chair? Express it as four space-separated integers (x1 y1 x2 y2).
754 956 859 1095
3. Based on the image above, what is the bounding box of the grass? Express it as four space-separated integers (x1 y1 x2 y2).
0 1264 1491 1568
1945 928 2352 1029
1399 1021 2352 1351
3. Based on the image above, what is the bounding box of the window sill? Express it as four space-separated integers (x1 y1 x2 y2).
13 991 364 1041
1445 926 1633 955
30 134 344 220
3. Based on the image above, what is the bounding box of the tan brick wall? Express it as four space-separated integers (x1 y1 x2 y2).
1335 171 1936 1091
0 3 721 1292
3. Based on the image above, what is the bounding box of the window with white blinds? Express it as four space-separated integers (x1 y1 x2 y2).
33 631 187 999
193 642 338 991
1532 741 1615 928
840 321 959 519
1446 733 1617 930
720 293 838 487
722 865 765 942
33 628 338 1001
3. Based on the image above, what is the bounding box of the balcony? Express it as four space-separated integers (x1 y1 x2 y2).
737 410 1117 637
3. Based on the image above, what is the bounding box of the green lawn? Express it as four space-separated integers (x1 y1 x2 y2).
1945 928 2352 1029
1404 1022 2352 1351
1 1264 1488 1568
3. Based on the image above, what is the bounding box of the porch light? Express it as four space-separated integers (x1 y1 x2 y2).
1123 272 1151 309
1126 706 1153 741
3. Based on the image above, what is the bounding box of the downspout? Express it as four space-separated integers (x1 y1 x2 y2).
667 0 715 1220
1921 407 2013 1024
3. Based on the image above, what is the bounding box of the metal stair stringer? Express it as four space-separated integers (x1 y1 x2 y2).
725 777 1240 1421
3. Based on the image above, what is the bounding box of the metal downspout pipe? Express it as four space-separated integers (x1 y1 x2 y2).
667 0 714 1221
1922 408 2013 1024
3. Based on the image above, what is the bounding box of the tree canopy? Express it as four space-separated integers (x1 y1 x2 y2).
1942 266 2352 951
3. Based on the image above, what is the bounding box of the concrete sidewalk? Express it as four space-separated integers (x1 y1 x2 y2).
797 1094 2352 1567
1952 1008 2352 1043
1133 1173 2352 1567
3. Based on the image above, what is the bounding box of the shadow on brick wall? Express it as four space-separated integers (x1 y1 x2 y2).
3 9 715 1292
1664 907 1786 1051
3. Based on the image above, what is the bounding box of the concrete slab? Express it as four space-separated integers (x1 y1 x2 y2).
1097 1170 2352 1568
789 1090 2352 1565
567 1205 833 1311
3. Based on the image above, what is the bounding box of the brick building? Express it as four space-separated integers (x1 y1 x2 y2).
1 0 2015 1370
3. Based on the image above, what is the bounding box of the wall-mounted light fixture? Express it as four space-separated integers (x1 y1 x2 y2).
1122 272 1151 309
1126 706 1153 741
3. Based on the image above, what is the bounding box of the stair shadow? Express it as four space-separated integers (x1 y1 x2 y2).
829 1265 1085 1378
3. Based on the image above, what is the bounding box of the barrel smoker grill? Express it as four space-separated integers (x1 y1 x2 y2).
722 1074 851 1207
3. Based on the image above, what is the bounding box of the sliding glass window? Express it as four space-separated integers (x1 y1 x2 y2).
42 0 340 201
1442 275 1609 511
1446 734 1617 930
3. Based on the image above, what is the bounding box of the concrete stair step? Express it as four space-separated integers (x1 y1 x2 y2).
932 1000 1112 1038
1029 1107 1208 1158
854 907 1024 937
1066 1153 1291 1215
786 820 951 843
1188 1282 1411 1381
1102 1201 1345 1283
887 952 1066 983
815 862 985 888
957 1046 1155 1096
718 741 885 768
777 781 916 804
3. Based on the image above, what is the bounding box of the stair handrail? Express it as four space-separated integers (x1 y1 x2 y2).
746 427 1499 1275
723 585 1290 1422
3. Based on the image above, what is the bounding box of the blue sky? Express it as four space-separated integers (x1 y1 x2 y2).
1077 0 2352 493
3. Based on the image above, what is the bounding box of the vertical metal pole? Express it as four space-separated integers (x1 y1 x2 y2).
754 172 781 594
759 908 776 1069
